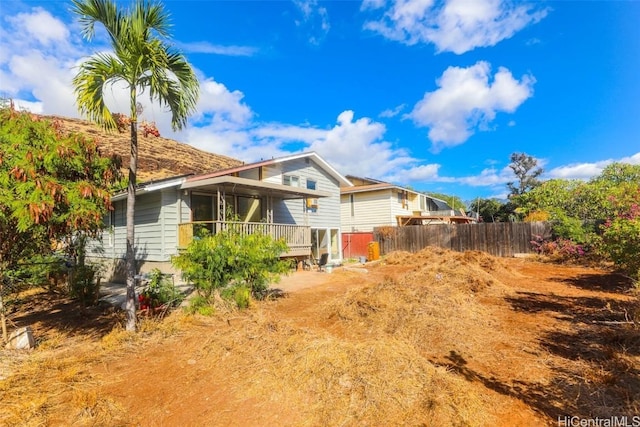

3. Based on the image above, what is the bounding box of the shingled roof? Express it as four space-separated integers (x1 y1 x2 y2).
43 115 243 182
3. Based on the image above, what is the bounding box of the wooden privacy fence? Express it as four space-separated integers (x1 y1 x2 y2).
373 222 551 257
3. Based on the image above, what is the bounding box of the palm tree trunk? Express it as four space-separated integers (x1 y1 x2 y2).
125 96 139 332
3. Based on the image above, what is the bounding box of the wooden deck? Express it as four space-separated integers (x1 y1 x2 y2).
178 221 311 257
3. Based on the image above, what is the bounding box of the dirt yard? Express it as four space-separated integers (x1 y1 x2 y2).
1 249 638 426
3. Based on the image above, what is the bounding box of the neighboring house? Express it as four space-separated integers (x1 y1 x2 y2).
340 176 459 233
89 152 352 280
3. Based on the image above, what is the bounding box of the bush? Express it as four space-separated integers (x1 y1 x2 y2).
138 268 183 310
530 235 586 261
172 227 290 306
184 295 215 316
600 202 640 280
69 264 101 307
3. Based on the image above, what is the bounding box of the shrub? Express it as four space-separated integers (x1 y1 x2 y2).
600 202 640 280
172 227 290 305
138 268 183 310
69 263 101 307
184 295 215 316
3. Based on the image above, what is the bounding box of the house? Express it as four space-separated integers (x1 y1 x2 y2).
89 152 352 281
340 176 471 257
340 176 459 233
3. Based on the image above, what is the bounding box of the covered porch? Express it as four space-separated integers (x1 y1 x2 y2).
178 175 331 258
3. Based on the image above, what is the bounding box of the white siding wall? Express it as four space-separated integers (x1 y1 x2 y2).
390 189 413 222
262 164 282 184
340 189 394 232
272 158 341 229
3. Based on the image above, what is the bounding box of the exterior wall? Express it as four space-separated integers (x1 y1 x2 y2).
340 189 395 232
87 189 181 265
389 189 413 222
272 158 341 230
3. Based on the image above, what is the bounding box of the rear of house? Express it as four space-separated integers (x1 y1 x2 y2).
89 152 351 281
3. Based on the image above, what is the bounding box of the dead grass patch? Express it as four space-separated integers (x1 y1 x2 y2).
190 311 492 426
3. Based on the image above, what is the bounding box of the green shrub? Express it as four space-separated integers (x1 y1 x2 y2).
69 264 101 307
139 268 183 309
600 202 640 280
172 227 290 300
185 295 215 316
221 285 251 309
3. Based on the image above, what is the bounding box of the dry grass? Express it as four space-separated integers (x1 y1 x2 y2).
189 311 492 426
2 248 639 425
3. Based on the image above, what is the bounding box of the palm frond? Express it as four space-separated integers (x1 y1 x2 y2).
71 0 123 45
73 53 127 131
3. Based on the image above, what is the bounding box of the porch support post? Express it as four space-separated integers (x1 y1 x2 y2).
267 193 273 223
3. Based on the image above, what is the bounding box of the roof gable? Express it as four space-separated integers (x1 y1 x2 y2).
187 151 353 187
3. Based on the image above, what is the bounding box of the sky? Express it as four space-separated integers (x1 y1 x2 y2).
1 0 639 202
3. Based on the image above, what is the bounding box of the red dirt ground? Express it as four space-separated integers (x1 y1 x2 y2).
2 255 638 426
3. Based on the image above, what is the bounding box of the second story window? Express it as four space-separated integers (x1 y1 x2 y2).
283 175 300 187
306 179 318 213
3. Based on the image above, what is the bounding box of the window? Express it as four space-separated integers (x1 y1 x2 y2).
306 179 316 190
305 179 318 213
283 175 300 187
398 191 408 209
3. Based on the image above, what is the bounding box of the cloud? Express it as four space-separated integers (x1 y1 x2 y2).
456 165 513 187
307 110 417 177
177 41 258 57
379 103 406 118
7 7 70 47
547 152 640 180
293 0 331 45
362 0 548 54
408 61 534 151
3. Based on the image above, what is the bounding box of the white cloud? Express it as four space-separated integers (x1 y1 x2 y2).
307 110 416 177
7 7 70 47
379 103 406 118
408 61 534 151
195 78 254 126
456 165 513 187
293 0 331 45
547 152 640 180
177 41 258 57
363 0 548 54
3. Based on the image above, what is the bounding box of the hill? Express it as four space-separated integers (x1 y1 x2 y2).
45 115 243 182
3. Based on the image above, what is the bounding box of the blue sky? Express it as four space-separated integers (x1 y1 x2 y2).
1 0 639 202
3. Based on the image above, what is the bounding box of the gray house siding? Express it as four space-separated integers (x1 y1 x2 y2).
88 191 177 263
272 158 341 229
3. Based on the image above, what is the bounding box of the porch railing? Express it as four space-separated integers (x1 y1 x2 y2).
177 221 311 257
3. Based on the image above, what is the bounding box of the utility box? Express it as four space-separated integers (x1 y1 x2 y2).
367 241 380 261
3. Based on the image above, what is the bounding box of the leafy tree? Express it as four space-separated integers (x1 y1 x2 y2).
601 193 640 280
72 0 199 331
515 161 640 278
507 152 543 197
0 104 121 341
469 198 503 222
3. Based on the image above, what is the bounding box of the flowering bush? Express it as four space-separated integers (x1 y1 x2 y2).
141 121 160 137
600 198 640 280
531 235 586 261
112 113 131 133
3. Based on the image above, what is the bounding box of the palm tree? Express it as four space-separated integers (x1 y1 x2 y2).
72 0 199 331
